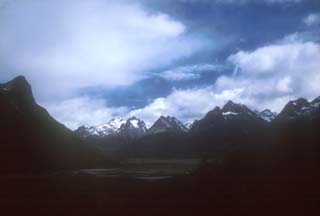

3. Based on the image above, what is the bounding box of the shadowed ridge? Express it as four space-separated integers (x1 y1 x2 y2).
276 98 310 121
0 76 110 174
0 75 36 109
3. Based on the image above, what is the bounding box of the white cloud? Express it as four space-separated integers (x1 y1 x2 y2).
220 41 320 110
304 13 320 26
158 64 222 81
0 0 204 99
228 42 319 76
179 0 302 4
45 96 129 130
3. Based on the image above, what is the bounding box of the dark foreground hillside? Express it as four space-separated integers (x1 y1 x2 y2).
0 76 111 173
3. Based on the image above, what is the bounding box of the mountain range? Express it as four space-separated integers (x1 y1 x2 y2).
74 92 319 158
75 103 278 140
75 115 189 139
1 76 320 171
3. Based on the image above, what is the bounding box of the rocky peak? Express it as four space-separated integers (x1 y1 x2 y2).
222 101 250 114
288 98 309 108
120 116 146 131
256 109 277 122
311 96 320 107
119 116 147 139
277 98 311 120
277 96 320 121
185 122 194 130
0 76 36 111
147 116 188 134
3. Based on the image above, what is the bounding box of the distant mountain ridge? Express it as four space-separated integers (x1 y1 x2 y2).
76 115 189 139
120 97 319 158
76 117 127 138
74 96 320 142
75 117 147 139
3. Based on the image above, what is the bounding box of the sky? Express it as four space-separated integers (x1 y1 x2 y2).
0 0 320 129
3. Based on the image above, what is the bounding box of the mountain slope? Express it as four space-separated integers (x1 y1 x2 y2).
191 101 267 132
0 76 107 173
189 101 268 156
147 116 188 135
276 97 320 121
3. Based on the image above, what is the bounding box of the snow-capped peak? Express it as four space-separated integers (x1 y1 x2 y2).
107 117 126 130
185 122 193 130
75 117 148 139
125 116 144 129
75 117 126 138
119 117 147 139
255 109 277 122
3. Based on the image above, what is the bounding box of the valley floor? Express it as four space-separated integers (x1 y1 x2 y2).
1 172 320 216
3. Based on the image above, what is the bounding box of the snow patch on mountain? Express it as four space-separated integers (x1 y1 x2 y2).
255 109 277 122
185 122 193 130
222 111 238 116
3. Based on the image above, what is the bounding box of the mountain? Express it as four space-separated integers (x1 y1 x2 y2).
276 97 320 121
185 122 194 130
119 116 147 139
147 116 188 135
255 109 277 122
189 101 268 156
0 76 107 173
191 101 266 132
75 117 126 138
75 117 147 139
268 97 320 175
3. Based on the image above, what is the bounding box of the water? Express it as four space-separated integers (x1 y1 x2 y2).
73 168 174 180
72 159 200 180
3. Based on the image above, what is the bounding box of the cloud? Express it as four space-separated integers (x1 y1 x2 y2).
130 39 320 125
219 41 320 109
216 0 301 3
304 13 320 26
45 96 129 130
0 0 204 100
158 64 222 81
178 0 302 4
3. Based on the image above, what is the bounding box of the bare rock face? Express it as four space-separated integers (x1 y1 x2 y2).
147 116 188 135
